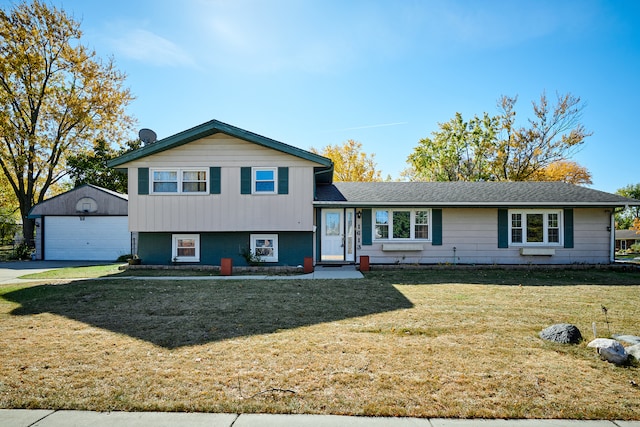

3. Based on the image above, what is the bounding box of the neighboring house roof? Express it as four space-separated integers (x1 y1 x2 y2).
615 229 640 240
28 184 128 218
107 119 334 182
315 181 640 208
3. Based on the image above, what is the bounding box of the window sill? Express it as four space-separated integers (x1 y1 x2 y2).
519 247 556 256
382 243 425 251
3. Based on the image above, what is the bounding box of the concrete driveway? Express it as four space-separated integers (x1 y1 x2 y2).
0 260 113 284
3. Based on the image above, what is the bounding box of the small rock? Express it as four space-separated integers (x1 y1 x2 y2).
626 343 640 360
587 338 628 365
539 323 582 344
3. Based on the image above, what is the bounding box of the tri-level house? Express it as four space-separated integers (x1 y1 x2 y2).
108 119 639 266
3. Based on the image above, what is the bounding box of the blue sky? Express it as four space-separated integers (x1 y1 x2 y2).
16 0 640 192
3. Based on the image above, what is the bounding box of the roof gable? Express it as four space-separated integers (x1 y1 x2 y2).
315 182 640 208
108 119 333 171
28 184 128 217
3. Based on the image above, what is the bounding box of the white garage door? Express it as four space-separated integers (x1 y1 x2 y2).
44 216 130 261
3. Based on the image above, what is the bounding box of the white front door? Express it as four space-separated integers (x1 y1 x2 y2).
321 209 344 261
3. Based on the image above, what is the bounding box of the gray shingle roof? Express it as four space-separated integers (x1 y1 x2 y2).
615 229 640 240
314 182 640 207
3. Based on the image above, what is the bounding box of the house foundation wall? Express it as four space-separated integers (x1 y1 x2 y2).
137 231 313 266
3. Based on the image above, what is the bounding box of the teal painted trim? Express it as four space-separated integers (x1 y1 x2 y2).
564 208 574 248
278 167 289 194
138 232 312 266
432 209 442 246
138 168 149 195
108 119 333 169
361 209 372 245
210 167 221 194
497 208 509 248
241 167 251 194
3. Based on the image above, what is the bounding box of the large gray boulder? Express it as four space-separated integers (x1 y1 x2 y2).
626 343 640 360
587 338 629 365
539 323 583 344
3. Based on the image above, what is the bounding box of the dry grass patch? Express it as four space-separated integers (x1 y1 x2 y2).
1 268 639 419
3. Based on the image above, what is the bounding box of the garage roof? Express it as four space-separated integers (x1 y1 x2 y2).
28 184 128 218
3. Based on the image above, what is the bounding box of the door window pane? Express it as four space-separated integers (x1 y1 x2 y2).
325 212 341 236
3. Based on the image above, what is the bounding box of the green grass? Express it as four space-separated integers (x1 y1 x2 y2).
17 264 224 280
18 263 126 279
1 268 639 419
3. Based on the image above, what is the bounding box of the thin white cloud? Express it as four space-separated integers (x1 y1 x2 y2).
181 0 596 73
110 28 197 68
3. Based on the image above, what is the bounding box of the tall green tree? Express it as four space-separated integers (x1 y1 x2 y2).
0 0 134 243
615 183 640 229
67 139 140 194
407 92 591 183
407 112 498 181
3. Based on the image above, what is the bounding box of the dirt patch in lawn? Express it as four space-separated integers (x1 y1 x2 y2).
1 269 639 419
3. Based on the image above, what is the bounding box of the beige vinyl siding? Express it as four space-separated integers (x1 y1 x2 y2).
357 208 612 265
127 134 318 168
127 135 318 232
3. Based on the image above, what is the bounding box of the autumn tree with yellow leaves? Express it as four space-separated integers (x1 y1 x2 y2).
0 1 134 242
311 140 384 182
531 160 592 185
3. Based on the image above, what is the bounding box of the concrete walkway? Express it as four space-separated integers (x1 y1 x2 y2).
0 262 363 284
3 410 639 427
117 265 364 281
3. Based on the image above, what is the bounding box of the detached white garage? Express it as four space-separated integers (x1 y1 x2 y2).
29 185 131 261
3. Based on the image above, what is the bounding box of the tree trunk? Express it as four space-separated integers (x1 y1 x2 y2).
19 199 35 246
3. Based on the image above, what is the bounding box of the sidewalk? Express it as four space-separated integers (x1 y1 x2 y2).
3 410 639 427
117 265 364 281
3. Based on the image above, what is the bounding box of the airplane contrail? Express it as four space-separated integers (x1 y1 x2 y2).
330 121 409 132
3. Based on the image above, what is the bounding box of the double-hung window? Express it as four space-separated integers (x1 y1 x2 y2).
253 168 277 194
250 234 278 262
172 234 200 262
374 209 431 240
509 210 562 245
151 169 208 194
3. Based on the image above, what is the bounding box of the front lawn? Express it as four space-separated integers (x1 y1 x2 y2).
1 268 639 419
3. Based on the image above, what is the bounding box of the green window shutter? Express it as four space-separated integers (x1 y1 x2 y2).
138 168 149 195
361 209 372 246
240 167 251 194
497 209 509 248
209 167 221 194
432 209 442 246
278 167 289 194
564 208 574 248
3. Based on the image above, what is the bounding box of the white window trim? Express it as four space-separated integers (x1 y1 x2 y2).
172 234 200 262
151 168 208 195
373 209 432 241
508 209 563 246
252 167 277 194
250 234 278 262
